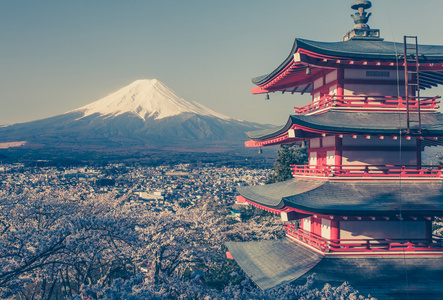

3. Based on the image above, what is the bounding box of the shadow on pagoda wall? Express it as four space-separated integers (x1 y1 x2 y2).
344 69 407 97
340 135 418 166
343 151 417 165
291 255 443 300
342 221 426 240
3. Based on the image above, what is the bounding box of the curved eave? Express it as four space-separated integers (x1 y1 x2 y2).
246 122 292 140
252 38 443 94
295 39 443 62
237 179 324 211
245 111 443 147
245 118 295 146
252 38 300 86
244 117 314 147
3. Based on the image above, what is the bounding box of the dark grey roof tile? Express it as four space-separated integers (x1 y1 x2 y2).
225 238 323 291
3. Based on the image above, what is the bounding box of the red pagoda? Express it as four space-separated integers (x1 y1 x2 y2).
226 1 443 299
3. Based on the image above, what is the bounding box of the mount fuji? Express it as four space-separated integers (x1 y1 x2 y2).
0 79 269 157
73 79 234 121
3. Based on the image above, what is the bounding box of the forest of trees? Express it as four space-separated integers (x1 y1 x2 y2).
0 186 376 299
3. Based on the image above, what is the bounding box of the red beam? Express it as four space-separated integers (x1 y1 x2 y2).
251 86 270 95
236 195 283 214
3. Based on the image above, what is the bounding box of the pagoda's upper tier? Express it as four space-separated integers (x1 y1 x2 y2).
244 111 443 148
252 38 443 93
246 111 443 140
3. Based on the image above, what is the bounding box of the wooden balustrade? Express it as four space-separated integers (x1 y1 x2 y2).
285 225 328 252
294 95 441 115
291 164 443 178
284 225 443 253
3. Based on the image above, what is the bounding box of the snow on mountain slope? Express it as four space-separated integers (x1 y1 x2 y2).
72 79 234 121
0 78 272 155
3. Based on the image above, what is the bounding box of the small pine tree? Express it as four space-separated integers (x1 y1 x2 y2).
266 144 308 183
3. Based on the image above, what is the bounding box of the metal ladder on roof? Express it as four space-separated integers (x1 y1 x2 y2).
403 36 421 134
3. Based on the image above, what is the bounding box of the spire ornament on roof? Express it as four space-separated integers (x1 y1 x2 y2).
351 0 372 29
343 0 383 41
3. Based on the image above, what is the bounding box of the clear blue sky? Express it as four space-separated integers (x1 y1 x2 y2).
1 0 443 125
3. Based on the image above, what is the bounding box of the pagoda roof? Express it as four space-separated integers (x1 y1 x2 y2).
226 238 443 299
246 111 443 143
225 238 323 291
237 179 443 216
252 38 443 93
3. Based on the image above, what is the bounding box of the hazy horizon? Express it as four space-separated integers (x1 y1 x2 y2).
2 0 443 126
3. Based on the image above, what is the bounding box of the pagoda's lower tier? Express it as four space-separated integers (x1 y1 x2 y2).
237 179 443 216
226 238 443 299
237 179 443 255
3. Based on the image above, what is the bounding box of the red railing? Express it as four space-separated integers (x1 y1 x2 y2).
294 94 441 115
291 165 331 177
328 238 443 252
285 225 443 253
291 164 443 178
285 225 328 252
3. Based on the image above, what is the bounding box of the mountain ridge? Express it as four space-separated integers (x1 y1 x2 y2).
0 79 270 157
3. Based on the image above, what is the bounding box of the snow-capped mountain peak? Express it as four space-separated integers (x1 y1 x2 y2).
71 79 232 121
0 78 271 154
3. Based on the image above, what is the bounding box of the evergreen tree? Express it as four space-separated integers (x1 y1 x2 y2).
266 144 308 183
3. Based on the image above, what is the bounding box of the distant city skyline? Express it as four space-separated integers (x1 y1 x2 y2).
2 0 443 126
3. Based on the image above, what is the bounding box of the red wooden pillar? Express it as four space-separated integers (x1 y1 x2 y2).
335 136 342 172
317 152 327 166
330 220 340 240
330 219 340 251
311 216 322 236
337 68 344 97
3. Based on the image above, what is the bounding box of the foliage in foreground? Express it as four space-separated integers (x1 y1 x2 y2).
266 144 308 183
0 188 373 299
75 273 374 300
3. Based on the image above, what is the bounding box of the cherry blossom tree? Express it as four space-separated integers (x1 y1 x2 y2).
0 189 140 298
0 189 225 299
0 187 374 299
75 273 375 300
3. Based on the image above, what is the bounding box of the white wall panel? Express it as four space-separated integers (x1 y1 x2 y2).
340 221 426 240
325 70 337 84
322 136 336 147
303 217 311 232
321 219 331 239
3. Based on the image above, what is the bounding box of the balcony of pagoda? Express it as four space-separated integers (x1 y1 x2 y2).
285 225 443 255
294 94 441 115
291 164 443 181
